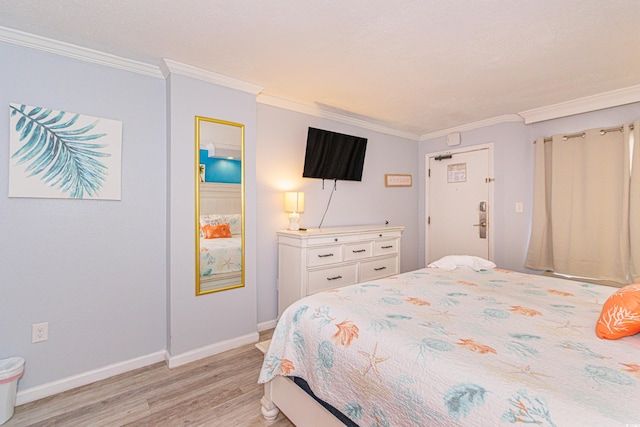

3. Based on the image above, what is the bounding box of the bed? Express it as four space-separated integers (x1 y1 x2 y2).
199 183 242 292
199 236 242 276
258 259 640 426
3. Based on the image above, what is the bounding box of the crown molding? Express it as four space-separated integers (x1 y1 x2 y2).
0 26 163 78
5 25 637 134
161 59 263 95
257 94 420 140
419 114 524 141
519 84 640 124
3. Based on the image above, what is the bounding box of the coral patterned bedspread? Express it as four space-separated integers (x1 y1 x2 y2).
199 237 242 277
258 268 640 426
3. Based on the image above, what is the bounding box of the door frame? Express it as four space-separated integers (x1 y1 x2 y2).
425 143 495 266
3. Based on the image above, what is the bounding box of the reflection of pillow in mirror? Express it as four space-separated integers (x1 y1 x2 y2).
200 215 212 228
202 224 232 239
201 214 241 235
224 214 241 235
200 214 220 226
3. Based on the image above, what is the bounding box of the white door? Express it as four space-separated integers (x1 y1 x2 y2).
427 146 492 264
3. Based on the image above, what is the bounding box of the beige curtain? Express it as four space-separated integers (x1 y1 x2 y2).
525 137 553 270
631 121 640 282
526 126 630 283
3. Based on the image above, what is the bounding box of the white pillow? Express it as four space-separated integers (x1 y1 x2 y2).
427 255 496 271
223 214 242 236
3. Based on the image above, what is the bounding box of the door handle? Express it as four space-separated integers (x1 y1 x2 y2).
476 201 487 239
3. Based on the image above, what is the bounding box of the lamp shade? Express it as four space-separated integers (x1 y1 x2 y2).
284 192 305 213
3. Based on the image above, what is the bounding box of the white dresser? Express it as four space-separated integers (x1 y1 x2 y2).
277 224 404 316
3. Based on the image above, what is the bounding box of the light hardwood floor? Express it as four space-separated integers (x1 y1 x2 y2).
6 330 294 427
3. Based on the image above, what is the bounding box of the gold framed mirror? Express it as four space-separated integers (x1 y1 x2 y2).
195 116 244 295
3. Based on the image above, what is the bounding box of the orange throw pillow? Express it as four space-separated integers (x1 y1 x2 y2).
596 283 640 339
202 223 232 239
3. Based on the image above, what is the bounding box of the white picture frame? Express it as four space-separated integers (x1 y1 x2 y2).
385 174 412 187
8 103 123 200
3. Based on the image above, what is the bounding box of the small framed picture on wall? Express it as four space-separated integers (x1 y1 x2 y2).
199 164 206 182
385 174 412 187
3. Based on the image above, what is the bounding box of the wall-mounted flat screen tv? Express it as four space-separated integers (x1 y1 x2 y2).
302 127 368 181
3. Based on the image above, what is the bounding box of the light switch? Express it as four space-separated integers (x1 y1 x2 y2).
515 202 524 213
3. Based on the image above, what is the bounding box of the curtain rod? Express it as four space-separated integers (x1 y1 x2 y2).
537 124 635 143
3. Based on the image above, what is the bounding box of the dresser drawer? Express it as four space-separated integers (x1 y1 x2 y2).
344 242 373 261
308 264 357 294
277 225 404 317
359 256 398 282
307 235 344 246
373 238 399 257
307 245 343 267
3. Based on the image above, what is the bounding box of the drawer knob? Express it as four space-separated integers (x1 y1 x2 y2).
352 249 366 253
374 266 387 271
334 238 338 242
327 275 343 281
381 245 393 249
317 253 334 258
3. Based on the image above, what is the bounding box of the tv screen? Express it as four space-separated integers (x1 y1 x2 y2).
302 127 367 181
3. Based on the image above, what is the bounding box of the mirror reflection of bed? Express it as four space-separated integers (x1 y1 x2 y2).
199 182 242 292
195 116 244 295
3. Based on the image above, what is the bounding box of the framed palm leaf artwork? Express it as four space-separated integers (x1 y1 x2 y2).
8 103 122 200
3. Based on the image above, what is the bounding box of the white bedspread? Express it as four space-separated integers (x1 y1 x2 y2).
199 237 241 277
259 267 640 426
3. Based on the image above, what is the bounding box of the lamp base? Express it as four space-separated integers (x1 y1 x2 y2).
288 212 300 231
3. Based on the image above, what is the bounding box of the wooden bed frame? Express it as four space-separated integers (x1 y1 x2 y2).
199 182 242 292
256 340 344 427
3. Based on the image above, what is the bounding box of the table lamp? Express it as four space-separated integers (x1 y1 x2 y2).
284 191 305 231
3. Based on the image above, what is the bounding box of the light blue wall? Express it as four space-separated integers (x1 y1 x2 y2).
0 41 167 390
167 73 257 355
256 104 420 324
529 103 640 141
419 121 533 272
0 38 260 395
418 101 640 274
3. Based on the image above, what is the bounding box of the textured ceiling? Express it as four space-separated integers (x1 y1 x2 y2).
1 0 639 136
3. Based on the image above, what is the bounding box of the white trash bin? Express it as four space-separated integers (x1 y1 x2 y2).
0 357 25 425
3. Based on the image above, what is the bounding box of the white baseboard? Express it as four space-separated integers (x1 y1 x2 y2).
257 319 278 332
16 325 270 405
16 350 167 406
165 331 259 369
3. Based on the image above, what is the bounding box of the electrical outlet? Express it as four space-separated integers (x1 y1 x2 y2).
32 322 48 343
515 202 524 213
